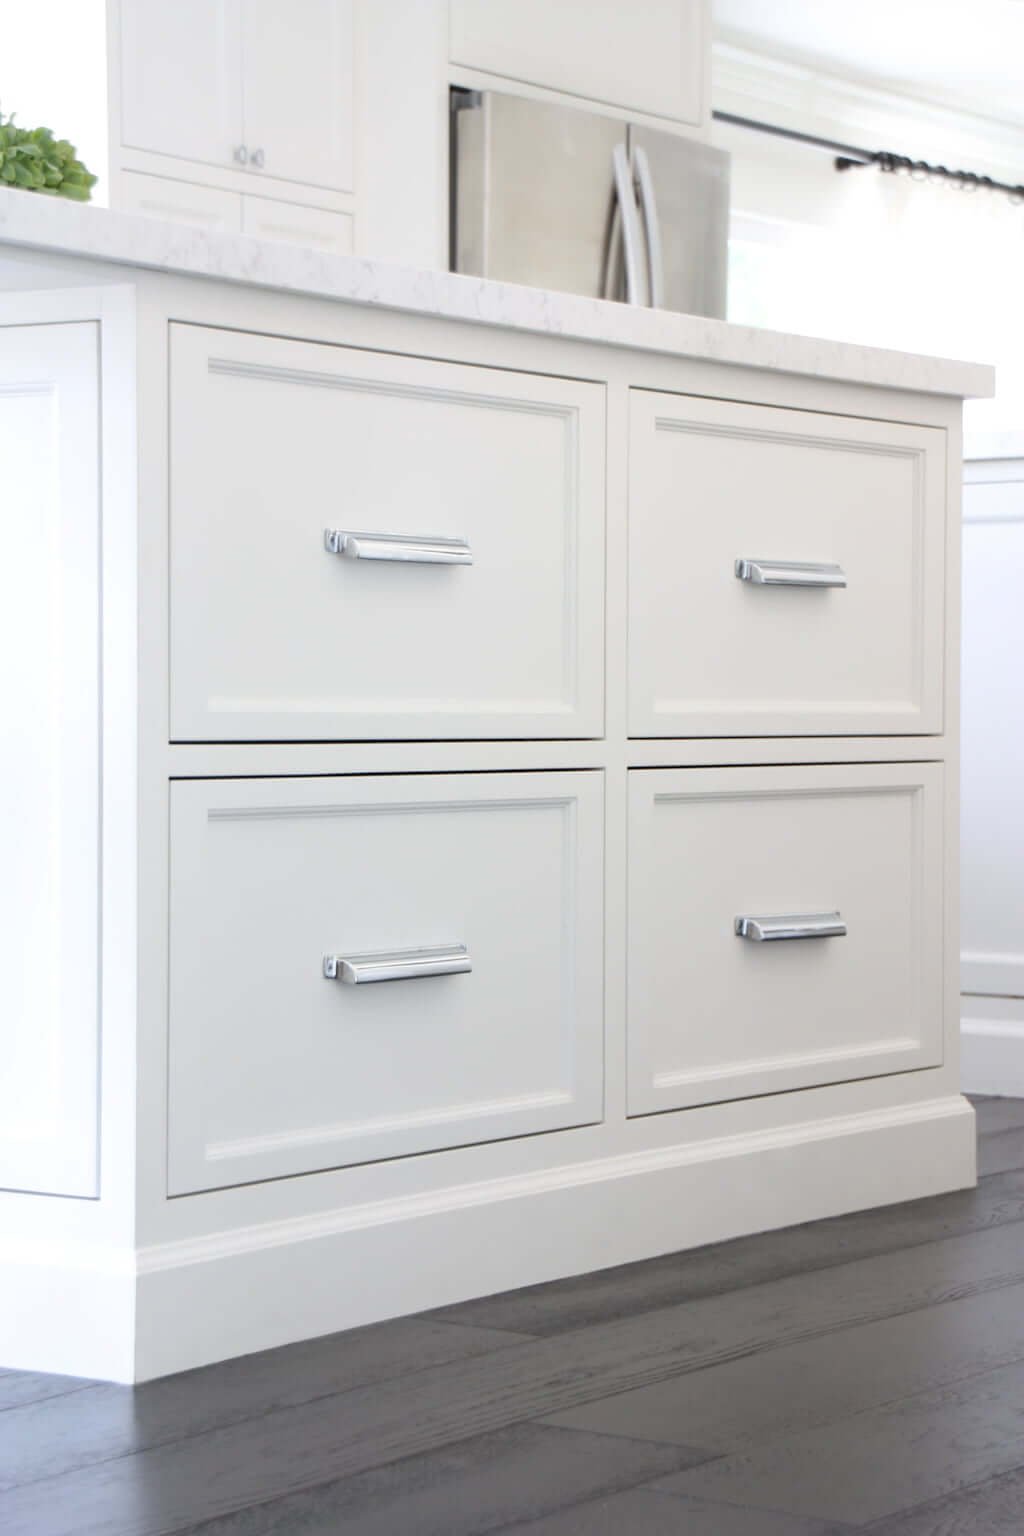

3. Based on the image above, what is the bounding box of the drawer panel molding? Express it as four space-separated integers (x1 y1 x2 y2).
170 327 605 741
168 770 604 1192
628 761 945 1114
628 392 946 737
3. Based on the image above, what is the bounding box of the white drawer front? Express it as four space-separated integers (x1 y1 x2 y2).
628 392 945 736
169 326 605 740
628 763 944 1114
168 772 603 1193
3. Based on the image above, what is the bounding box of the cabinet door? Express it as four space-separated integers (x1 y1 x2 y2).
241 0 354 193
450 0 707 127
0 324 100 1197
242 195 353 253
628 763 945 1114
120 173 242 232
120 0 243 169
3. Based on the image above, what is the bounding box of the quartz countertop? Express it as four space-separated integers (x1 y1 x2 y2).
0 189 994 399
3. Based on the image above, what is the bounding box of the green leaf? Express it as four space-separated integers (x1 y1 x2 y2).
0 107 95 199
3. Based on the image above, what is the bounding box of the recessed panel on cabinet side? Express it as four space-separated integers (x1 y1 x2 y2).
0 322 100 1197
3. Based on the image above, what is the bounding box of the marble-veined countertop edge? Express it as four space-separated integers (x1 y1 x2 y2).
0 189 994 400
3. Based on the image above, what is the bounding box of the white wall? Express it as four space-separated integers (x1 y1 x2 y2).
2 1 109 204
712 44 1024 437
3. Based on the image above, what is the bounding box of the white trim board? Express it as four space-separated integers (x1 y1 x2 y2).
0 1094 974 1382
962 997 1024 1099
143 1097 967 1380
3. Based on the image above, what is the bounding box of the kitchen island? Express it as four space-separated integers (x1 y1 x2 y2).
0 189 992 1382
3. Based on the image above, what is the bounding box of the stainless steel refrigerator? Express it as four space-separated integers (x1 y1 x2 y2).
451 87 730 317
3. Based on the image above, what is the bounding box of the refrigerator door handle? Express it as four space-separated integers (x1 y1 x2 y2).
633 145 665 309
612 142 646 306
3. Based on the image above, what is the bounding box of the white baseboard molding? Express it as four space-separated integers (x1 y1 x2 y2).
0 1242 136 1382
0 1096 976 1383
962 995 1024 1097
961 953 1024 999
132 1096 974 1382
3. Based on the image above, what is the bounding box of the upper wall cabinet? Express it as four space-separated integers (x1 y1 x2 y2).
449 0 709 128
119 0 353 193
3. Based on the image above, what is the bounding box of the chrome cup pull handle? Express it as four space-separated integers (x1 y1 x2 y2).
323 944 472 985
735 912 847 942
324 529 472 565
735 559 847 588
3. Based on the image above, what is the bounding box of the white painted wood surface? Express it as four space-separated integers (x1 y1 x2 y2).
241 196 354 254
628 763 945 1113
168 324 605 740
960 457 1024 1096
628 391 946 737
0 243 977 1383
240 0 354 193
0 323 101 1197
120 172 242 232
168 771 604 1192
450 0 708 127
119 0 244 169
961 461 1024 1001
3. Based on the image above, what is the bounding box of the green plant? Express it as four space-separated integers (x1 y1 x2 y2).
0 109 96 200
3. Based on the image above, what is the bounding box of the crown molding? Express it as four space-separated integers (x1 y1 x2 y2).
712 39 1024 184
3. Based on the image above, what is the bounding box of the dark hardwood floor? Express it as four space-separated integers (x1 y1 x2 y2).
3 1095 1024 1535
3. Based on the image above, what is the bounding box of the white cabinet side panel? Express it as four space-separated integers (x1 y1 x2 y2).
961 465 1024 1000
0 323 100 1197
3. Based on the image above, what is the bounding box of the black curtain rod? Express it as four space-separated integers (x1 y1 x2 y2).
712 109 1024 202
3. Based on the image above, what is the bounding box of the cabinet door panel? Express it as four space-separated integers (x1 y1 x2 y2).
0 324 100 1196
628 763 945 1114
169 324 605 741
628 391 946 736
242 0 354 192
168 771 604 1192
120 0 243 168
451 0 706 126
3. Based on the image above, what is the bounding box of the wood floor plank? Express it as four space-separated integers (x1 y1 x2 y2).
543 1278 1024 1453
864 1462 1024 1534
174 1424 710 1536
0 1317 529 1492
973 1098 1024 1138
429 1170 1024 1337
7 1425 708 1536
0 1373 96 1414
4 1220 1024 1535
978 1127 1024 1177
655 1356 1024 1526
494 1487 851 1535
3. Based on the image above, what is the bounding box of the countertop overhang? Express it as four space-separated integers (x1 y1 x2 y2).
0 189 994 400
